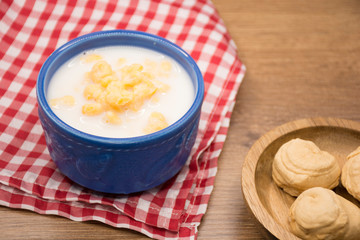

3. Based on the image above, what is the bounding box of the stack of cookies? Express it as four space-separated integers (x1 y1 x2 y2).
272 138 360 240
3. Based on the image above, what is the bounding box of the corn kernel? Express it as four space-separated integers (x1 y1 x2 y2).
144 59 172 78
81 54 103 63
133 80 157 99
160 60 172 72
83 84 103 100
82 103 103 116
49 95 75 108
128 100 143 112
99 74 118 88
144 59 157 69
103 111 121 124
122 75 142 87
117 58 126 66
127 81 157 112
105 86 133 109
144 112 168 134
89 60 113 83
121 64 143 79
141 71 155 81
152 79 170 92
150 95 160 103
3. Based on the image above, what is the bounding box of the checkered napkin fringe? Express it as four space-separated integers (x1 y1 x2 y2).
0 0 245 239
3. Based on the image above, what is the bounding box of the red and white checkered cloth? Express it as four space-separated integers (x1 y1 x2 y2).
0 0 245 239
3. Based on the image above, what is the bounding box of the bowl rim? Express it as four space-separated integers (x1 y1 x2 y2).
241 117 360 240
36 29 204 146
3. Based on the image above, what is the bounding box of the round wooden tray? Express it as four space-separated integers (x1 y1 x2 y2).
241 117 360 239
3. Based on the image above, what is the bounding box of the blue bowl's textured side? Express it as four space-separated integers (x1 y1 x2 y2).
36 30 204 194
39 107 200 193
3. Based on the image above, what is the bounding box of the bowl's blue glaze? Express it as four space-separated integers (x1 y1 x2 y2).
36 30 204 194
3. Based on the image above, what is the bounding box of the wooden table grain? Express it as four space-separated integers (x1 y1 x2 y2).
1 0 360 239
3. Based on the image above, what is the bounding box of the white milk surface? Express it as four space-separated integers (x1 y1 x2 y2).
47 46 195 138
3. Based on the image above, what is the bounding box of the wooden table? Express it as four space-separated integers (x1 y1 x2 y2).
1 0 360 239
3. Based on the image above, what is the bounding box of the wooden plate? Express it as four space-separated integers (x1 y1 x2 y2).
241 117 360 239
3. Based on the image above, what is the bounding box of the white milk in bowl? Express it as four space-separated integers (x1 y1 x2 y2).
47 46 195 138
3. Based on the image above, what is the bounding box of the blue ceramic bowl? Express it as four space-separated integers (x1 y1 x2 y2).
36 30 204 194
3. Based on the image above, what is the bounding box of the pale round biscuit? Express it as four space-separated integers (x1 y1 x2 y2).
341 146 360 201
289 187 360 240
272 138 341 196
